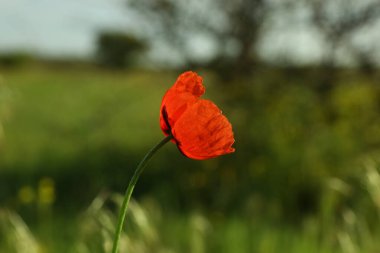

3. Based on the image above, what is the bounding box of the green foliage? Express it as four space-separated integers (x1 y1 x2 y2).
2 161 380 253
1 67 380 251
1 68 380 216
0 210 39 253
0 52 33 68
96 32 147 68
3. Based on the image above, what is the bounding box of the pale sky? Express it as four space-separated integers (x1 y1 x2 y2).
0 0 135 57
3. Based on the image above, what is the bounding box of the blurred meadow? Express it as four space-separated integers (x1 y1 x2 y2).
1 0 380 252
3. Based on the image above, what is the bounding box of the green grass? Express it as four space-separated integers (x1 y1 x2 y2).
0 67 176 171
1 66 380 252
3 174 380 253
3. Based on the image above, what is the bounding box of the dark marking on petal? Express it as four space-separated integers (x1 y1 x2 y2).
162 106 172 135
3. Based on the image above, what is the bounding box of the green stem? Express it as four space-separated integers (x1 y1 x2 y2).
111 134 172 253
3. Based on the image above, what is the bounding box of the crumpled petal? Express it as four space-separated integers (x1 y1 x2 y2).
160 71 235 160
172 100 235 160
172 71 205 96
160 91 198 135
160 71 204 134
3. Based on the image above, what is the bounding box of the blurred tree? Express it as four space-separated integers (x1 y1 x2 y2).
96 31 147 69
307 0 380 92
128 0 273 77
0 52 33 68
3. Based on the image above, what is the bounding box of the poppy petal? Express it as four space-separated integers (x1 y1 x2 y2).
160 71 205 135
173 71 205 97
160 91 197 135
171 100 235 160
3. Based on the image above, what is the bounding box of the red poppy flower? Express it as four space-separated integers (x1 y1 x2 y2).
160 71 235 160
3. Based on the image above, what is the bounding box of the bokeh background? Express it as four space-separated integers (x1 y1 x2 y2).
1 0 380 252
